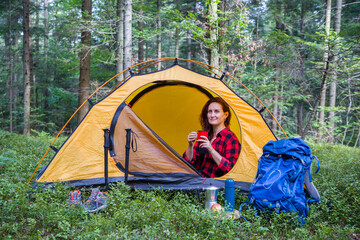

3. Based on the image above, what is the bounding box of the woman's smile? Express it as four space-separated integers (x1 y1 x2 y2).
207 102 228 127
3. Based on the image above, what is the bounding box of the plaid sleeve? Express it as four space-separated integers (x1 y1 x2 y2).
217 136 241 174
183 142 201 166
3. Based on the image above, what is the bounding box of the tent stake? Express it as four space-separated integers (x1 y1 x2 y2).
103 128 110 190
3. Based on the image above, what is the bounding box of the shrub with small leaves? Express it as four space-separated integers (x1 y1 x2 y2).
0 131 359 239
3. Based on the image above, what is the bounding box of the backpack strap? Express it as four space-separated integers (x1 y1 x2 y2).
312 155 320 173
304 167 321 202
238 203 249 222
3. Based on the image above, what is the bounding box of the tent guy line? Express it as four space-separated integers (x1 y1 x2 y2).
28 58 287 191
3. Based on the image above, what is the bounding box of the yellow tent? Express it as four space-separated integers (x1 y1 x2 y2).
33 59 283 191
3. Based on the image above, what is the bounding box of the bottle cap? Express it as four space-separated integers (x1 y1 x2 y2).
225 178 234 188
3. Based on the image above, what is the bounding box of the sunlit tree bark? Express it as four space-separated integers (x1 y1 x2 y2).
174 26 180 58
328 0 342 143
22 0 34 135
123 0 132 70
156 0 161 70
138 0 144 66
187 30 192 68
116 0 124 82
208 0 219 70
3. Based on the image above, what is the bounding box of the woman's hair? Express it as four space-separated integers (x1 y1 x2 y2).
200 97 231 139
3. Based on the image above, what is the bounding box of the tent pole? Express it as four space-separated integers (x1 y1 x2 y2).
125 128 132 184
103 128 110 190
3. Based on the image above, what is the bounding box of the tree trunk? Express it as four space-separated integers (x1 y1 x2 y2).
318 0 332 142
208 0 219 70
34 0 40 116
341 79 352 145
6 34 13 132
218 0 226 68
328 0 342 143
271 71 279 131
77 0 92 124
123 0 132 70
145 41 149 72
156 0 162 70
138 0 144 65
278 83 284 126
5 2 13 132
297 0 306 137
116 0 124 82
9 58 13 132
23 0 34 135
187 30 192 68
174 27 180 58
302 60 330 139
12 35 19 131
275 1 285 31
297 102 304 136
271 1 286 132
355 125 360 148
44 0 49 128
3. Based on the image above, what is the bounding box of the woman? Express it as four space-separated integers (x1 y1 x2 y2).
183 97 241 178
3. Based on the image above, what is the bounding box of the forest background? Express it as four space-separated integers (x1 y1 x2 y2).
0 0 359 147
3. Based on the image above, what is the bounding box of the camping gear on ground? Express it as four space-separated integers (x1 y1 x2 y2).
83 188 108 213
240 138 320 223
68 190 82 206
68 188 108 213
224 179 235 212
30 58 287 192
204 185 220 209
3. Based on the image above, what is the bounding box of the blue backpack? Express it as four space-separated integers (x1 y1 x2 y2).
241 138 320 223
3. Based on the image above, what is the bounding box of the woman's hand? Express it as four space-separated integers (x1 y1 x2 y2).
185 132 198 161
198 136 222 166
187 132 198 145
197 136 214 152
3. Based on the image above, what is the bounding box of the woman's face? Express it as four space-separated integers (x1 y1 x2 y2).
207 102 229 127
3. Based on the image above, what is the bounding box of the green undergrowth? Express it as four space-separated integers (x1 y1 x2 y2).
0 130 359 239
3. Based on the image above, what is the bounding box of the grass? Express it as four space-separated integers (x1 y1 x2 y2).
0 130 359 239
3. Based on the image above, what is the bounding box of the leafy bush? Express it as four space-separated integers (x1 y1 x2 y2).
0 130 359 239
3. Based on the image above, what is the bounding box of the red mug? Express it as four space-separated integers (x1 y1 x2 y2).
197 131 208 140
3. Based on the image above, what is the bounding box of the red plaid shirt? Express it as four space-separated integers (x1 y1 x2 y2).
183 127 241 178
